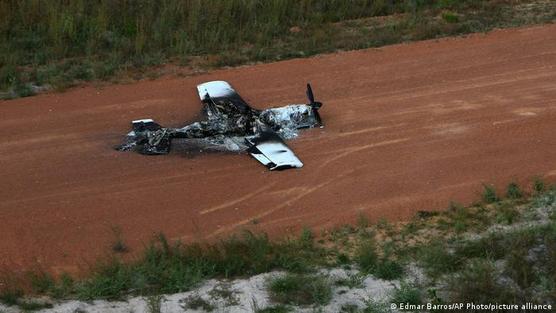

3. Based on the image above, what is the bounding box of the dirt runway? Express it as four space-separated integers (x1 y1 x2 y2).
1 25 556 274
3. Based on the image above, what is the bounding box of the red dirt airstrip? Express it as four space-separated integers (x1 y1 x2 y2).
1 25 556 274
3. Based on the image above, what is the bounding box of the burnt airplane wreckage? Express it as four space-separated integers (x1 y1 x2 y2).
117 81 324 170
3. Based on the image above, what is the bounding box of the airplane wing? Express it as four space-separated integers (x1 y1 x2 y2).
196 81 256 117
245 130 303 171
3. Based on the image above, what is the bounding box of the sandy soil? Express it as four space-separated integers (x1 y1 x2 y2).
1 24 555 274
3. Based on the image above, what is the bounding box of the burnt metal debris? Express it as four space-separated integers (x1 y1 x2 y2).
117 81 323 170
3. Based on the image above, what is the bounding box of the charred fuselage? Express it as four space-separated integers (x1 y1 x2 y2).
117 81 322 159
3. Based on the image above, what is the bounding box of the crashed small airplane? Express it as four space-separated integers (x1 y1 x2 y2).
117 81 323 170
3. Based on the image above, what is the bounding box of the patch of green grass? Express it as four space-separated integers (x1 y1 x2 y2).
442 11 459 23
446 258 520 303
50 273 74 299
505 247 536 289
2 1 555 98
372 259 404 280
456 225 544 262
441 202 494 233
299 227 314 249
29 272 55 294
336 253 351 266
417 240 461 278
0 288 23 306
267 273 332 306
533 177 546 194
482 184 500 204
390 281 422 306
455 233 507 260
356 241 379 273
355 240 404 280
71 230 328 300
542 224 556 295
451 206 474 233
438 223 556 303
506 182 523 199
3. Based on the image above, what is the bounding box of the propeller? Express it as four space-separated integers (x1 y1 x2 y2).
306 83 322 109
306 83 323 125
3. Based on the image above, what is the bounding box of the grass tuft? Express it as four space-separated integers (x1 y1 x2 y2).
417 240 461 278
268 273 332 306
0 288 23 306
533 177 546 194
390 281 422 306
482 184 500 204
447 258 519 303
356 241 404 280
506 182 523 199
356 241 379 274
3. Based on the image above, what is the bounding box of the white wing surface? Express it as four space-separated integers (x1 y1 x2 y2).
245 131 303 171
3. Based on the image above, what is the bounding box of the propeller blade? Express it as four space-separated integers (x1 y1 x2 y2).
313 109 322 126
306 83 315 104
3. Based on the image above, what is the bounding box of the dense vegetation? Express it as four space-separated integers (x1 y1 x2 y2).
1 0 554 98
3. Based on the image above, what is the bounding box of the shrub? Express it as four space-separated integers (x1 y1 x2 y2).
417 240 461 278
356 240 403 280
505 248 536 289
447 259 519 303
29 272 55 294
533 177 546 194
482 184 499 203
373 259 404 280
455 233 507 260
506 182 523 199
356 241 379 273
